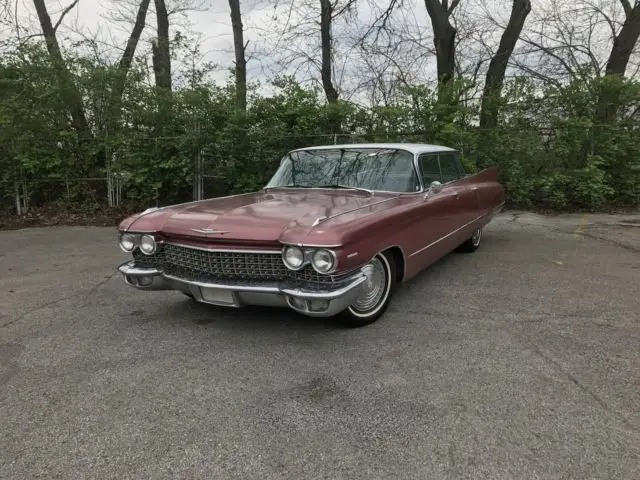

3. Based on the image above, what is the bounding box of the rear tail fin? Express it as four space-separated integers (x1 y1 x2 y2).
472 166 498 182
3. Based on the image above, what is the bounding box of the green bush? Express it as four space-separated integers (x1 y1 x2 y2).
1 43 639 212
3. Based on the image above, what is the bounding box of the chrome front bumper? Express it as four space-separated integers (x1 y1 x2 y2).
117 261 368 317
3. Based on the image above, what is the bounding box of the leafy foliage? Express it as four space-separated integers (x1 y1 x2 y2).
1 42 639 214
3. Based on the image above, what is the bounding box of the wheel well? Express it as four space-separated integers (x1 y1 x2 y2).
383 246 405 283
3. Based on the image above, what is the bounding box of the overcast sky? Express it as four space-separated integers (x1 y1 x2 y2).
8 0 635 100
9 0 439 92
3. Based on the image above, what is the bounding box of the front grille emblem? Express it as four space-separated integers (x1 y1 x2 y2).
191 228 230 235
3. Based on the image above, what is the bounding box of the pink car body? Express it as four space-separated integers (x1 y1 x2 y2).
117 143 505 326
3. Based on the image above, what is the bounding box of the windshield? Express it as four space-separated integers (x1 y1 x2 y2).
265 148 421 193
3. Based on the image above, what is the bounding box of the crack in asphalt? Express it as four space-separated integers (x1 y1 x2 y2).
0 272 117 329
82 273 117 304
515 331 640 437
505 215 640 253
567 229 640 253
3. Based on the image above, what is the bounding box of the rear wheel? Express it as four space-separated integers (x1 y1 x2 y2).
456 227 483 253
337 251 397 328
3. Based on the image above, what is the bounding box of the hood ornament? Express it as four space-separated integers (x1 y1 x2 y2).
191 228 230 235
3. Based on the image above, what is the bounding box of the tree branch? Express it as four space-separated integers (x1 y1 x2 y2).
447 0 460 16
620 0 632 18
52 0 79 32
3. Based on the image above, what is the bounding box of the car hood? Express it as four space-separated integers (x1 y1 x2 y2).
121 189 402 244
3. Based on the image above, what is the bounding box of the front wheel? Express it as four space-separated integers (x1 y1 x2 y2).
337 251 397 328
456 227 483 253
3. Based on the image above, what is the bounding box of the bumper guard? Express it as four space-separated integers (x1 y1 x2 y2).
117 261 367 317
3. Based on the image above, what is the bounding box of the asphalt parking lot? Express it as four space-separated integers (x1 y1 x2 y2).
1 211 639 479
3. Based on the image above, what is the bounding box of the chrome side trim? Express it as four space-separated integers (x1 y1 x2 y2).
409 214 486 258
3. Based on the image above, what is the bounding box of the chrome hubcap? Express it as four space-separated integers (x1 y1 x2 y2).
472 228 482 247
351 257 387 313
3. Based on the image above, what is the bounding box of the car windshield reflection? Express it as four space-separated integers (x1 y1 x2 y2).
265 148 422 193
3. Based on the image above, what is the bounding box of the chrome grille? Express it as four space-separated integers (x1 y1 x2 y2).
133 243 351 288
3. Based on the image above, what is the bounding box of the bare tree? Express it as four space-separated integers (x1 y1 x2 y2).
109 0 152 125
479 0 531 130
423 0 460 93
253 0 359 103
152 0 172 92
32 0 90 139
605 0 640 76
229 0 247 113
320 0 339 103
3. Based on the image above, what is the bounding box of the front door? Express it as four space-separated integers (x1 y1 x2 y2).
405 153 460 274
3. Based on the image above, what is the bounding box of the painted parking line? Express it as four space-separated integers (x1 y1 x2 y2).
572 215 589 238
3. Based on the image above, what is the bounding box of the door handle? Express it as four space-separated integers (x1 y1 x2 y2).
450 192 460 200
470 186 478 191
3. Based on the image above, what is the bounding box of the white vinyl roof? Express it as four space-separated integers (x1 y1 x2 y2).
290 143 457 155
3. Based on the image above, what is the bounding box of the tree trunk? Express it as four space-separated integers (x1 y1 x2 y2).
597 1 640 124
479 0 531 131
605 1 640 77
32 0 90 140
152 0 172 92
320 0 339 104
109 0 151 128
423 0 458 90
228 0 247 113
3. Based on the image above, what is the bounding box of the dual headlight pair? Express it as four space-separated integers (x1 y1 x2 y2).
120 234 335 273
119 233 157 255
282 245 337 274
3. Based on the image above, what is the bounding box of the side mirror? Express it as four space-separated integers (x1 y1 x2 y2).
424 181 443 199
430 181 443 193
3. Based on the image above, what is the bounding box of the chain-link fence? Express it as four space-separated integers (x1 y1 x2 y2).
3 130 472 215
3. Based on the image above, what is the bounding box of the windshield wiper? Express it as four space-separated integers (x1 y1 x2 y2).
317 184 374 195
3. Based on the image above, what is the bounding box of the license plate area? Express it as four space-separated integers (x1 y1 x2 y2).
198 287 238 306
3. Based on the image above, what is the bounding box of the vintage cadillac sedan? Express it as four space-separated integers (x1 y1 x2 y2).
117 143 505 327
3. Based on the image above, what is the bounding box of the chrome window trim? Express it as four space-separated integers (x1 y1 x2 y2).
416 150 464 188
265 147 426 195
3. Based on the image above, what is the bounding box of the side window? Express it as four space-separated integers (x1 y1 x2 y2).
439 153 460 183
419 154 441 186
453 152 468 177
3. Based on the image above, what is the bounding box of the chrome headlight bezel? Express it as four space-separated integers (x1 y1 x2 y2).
282 245 305 270
139 234 157 255
311 248 337 274
281 245 338 274
119 233 137 252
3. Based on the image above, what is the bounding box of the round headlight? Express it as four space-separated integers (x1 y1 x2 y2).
139 234 157 255
283 246 304 269
312 249 336 274
119 233 136 252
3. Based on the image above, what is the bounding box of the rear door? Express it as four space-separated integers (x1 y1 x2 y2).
438 151 479 227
